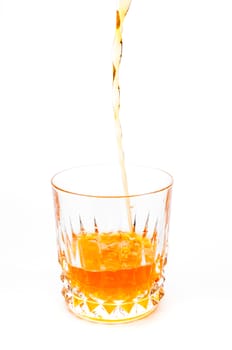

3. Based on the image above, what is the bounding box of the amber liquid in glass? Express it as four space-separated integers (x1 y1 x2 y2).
60 231 164 318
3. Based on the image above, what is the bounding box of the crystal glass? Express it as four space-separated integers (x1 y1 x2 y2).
51 164 173 323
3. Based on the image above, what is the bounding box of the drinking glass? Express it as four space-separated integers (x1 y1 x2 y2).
51 164 173 323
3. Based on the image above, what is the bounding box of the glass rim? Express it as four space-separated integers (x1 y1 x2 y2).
51 164 174 198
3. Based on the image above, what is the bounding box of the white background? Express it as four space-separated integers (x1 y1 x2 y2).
0 0 232 348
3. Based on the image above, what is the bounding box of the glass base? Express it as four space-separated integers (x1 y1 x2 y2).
61 276 165 323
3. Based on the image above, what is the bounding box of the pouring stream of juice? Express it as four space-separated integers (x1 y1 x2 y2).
113 0 133 231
